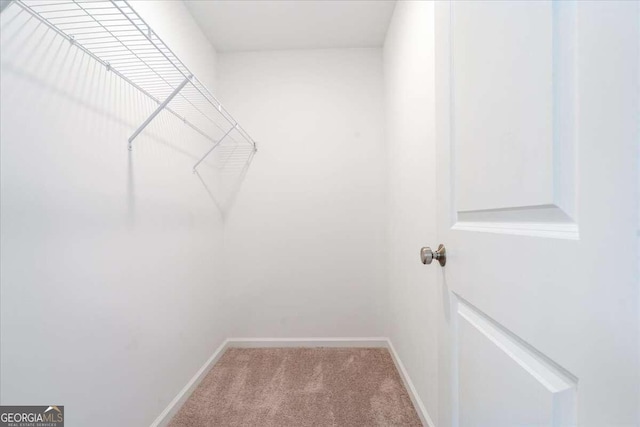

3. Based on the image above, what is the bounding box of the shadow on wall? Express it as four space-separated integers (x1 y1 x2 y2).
195 145 256 221
0 4 254 221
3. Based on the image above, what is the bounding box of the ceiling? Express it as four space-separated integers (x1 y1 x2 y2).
184 0 396 52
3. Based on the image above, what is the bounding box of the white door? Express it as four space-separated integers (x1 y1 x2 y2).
434 1 639 426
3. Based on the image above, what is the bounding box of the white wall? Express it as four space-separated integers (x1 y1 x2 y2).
384 1 438 423
216 49 388 338
0 2 226 426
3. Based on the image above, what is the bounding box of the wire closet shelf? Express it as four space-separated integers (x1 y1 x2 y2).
12 0 256 171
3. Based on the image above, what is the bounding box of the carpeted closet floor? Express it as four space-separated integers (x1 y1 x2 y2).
168 347 422 427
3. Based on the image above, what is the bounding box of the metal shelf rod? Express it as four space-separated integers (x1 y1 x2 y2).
128 75 192 150
193 124 236 172
10 0 257 153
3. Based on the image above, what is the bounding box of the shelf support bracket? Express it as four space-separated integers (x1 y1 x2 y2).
128 75 192 150
193 124 237 172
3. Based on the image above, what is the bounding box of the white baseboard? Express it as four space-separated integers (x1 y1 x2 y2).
149 338 231 427
149 337 435 427
226 337 389 348
386 339 436 427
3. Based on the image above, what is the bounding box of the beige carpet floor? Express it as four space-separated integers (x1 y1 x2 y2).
168 347 422 427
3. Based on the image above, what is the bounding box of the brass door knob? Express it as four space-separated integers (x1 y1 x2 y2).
420 244 446 267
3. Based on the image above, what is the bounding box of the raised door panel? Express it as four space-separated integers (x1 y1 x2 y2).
452 1 577 236
455 298 577 427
